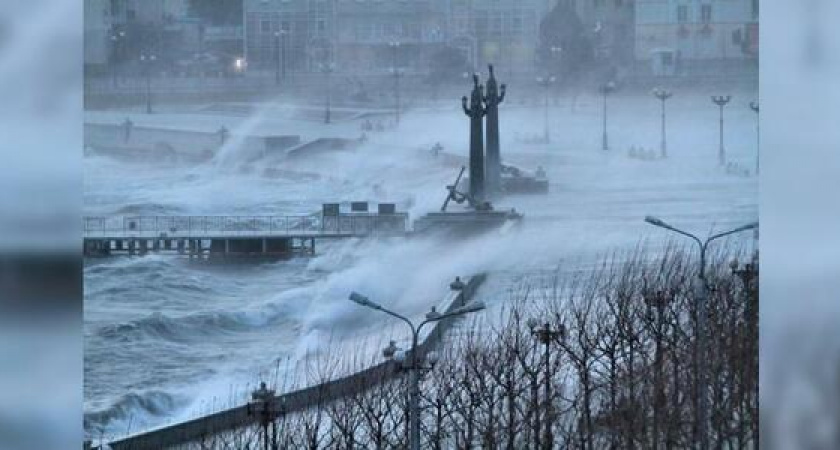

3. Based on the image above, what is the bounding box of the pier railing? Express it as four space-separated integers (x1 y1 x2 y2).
83 213 409 239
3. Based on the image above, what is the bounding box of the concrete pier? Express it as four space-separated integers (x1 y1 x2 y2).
83 206 408 259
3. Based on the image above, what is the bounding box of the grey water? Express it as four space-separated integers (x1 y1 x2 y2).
83 92 758 440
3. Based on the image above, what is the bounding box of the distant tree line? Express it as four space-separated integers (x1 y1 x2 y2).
161 244 759 449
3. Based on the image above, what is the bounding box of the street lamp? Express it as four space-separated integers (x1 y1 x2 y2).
319 62 335 124
139 51 157 114
653 88 673 158
109 29 126 88
549 46 562 87
348 285 487 450
527 320 566 450
644 215 758 450
749 101 759 175
247 381 286 450
389 41 403 126
599 81 616 151
536 75 556 144
274 30 288 86
711 95 732 165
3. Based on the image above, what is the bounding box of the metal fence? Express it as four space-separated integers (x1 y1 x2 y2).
83 214 408 238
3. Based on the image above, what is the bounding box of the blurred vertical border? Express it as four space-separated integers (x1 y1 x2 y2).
0 0 82 449
762 0 840 447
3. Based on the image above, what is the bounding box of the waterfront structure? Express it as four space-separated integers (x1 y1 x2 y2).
82 204 410 259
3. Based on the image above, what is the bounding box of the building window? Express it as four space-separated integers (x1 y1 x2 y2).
594 0 605 8
701 4 712 23
677 5 687 23
512 17 523 34
261 20 271 33
752 0 759 19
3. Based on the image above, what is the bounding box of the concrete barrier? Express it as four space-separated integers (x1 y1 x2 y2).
84 123 300 163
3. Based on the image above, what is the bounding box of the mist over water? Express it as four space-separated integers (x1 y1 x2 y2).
84 83 757 439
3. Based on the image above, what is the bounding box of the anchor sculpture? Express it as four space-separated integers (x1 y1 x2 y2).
441 166 492 212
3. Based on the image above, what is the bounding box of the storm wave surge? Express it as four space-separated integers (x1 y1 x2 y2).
96 311 263 343
84 390 187 435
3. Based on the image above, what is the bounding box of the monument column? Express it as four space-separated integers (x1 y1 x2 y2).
462 74 487 202
484 65 506 195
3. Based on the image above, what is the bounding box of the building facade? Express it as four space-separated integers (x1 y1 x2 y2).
84 0 113 67
243 0 554 75
635 0 758 74
108 0 190 25
565 0 636 66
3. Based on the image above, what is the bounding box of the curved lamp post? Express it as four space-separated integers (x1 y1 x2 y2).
536 75 556 144
527 320 566 450
653 88 673 158
109 29 126 88
247 381 286 450
389 41 403 126
319 62 336 124
139 51 157 114
644 216 758 450
599 81 616 150
711 95 731 165
348 288 486 450
274 30 288 86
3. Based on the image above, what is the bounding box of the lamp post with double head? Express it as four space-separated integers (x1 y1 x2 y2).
319 61 335 124
749 101 759 175
274 30 288 86
247 381 286 450
600 81 616 150
711 95 732 165
536 75 556 144
109 29 126 88
644 216 758 450
348 286 486 450
139 51 157 114
527 320 566 450
653 88 673 158
549 45 563 96
389 41 403 126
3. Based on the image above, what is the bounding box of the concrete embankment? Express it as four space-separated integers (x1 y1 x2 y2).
84 122 301 163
